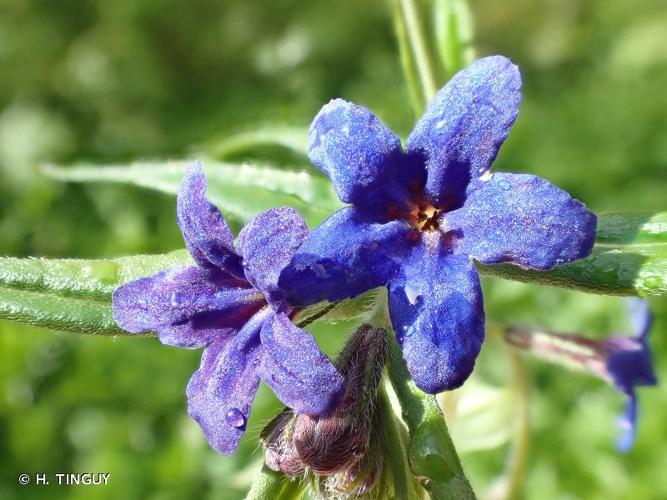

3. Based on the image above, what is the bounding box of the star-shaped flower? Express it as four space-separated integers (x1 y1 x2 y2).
112 162 343 454
280 56 597 394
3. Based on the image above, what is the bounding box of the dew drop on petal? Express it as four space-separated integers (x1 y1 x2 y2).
480 170 493 182
170 292 183 307
225 408 247 430
404 285 420 306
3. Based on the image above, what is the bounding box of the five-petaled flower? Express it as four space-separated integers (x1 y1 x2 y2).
112 162 343 454
505 298 657 451
280 56 597 394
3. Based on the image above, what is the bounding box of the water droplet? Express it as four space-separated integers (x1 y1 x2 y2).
170 292 183 306
404 285 421 306
225 408 246 430
479 170 493 182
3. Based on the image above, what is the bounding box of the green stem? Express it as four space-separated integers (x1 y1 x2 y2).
385 337 476 499
367 293 473 497
377 383 422 500
398 0 438 102
245 465 303 500
433 0 476 77
389 0 426 115
503 346 531 500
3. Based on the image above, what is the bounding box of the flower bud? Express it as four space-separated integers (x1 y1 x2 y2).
260 324 389 495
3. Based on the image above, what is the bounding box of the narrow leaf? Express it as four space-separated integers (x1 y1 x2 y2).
479 212 667 297
204 126 309 159
43 160 341 228
0 251 190 335
0 286 121 335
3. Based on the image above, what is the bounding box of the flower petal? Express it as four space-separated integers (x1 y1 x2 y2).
407 56 522 207
617 392 637 453
442 173 597 270
279 207 413 305
605 340 657 394
627 298 653 340
236 207 309 300
309 99 408 206
112 265 264 347
186 310 267 454
177 162 244 277
257 312 343 414
388 237 485 393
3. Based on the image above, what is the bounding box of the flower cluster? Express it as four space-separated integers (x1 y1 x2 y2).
113 56 599 455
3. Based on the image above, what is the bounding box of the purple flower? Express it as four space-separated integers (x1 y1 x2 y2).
280 56 597 394
112 162 344 454
505 298 657 451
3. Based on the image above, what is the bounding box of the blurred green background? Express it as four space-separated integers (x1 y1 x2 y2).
1 0 666 499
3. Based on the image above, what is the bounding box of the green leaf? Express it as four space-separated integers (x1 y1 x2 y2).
0 251 191 335
292 289 381 327
204 126 309 159
479 212 667 297
43 160 342 228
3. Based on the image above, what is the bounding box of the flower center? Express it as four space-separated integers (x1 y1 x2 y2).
407 202 441 232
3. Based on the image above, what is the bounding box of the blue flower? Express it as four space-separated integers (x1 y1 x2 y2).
280 56 597 394
605 299 657 452
112 162 343 454
505 298 657 451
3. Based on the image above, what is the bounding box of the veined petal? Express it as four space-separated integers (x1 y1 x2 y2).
186 309 268 454
236 207 309 300
279 207 413 305
177 162 244 277
407 56 522 208
258 312 343 415
442 173 597 270
388 237 485 393
309 99 406 205
112 265 264 347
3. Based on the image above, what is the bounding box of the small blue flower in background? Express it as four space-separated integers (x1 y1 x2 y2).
606 298 657 452
280 56 597 394
113 162 343 454
505 298 657 451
